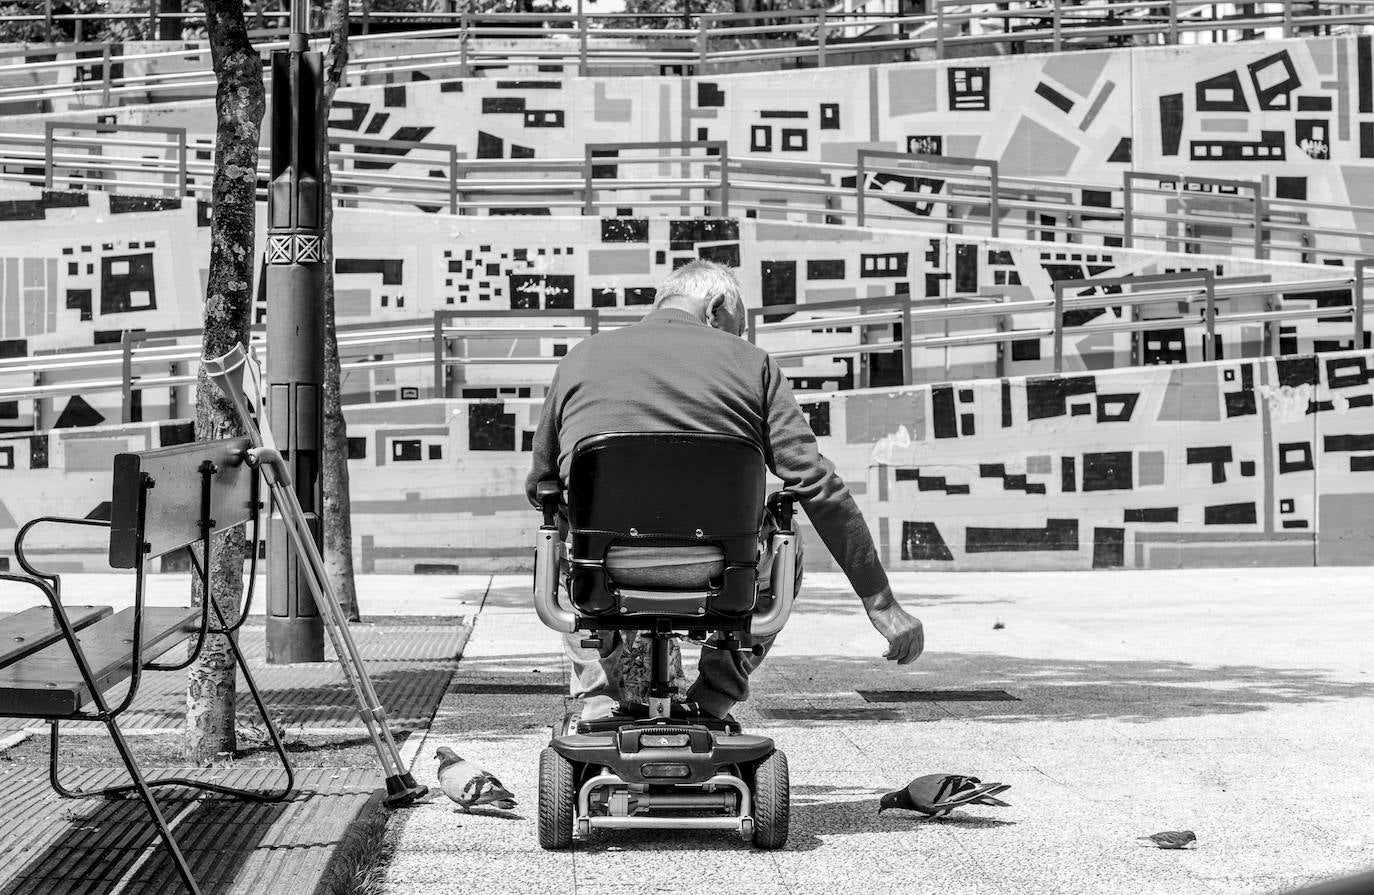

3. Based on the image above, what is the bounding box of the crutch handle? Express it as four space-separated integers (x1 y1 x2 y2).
246 447 293 487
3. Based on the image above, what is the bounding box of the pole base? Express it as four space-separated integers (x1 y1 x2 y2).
383 773 428 808
265 615 326 664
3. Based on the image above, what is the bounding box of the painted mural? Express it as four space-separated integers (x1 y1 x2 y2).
5 37 1372 260
2 349 1371 574
0 186 1342 434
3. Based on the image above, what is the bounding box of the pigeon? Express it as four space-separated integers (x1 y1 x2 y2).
435 747 517 813
879 773 1011 818
1138 830 1197 849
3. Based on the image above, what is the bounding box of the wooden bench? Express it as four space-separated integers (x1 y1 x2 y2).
0 436 294 895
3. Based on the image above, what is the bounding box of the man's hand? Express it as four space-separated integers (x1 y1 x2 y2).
862 587 925 665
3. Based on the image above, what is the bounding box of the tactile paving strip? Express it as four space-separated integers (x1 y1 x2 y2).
0 621 469 733
0 766 380 894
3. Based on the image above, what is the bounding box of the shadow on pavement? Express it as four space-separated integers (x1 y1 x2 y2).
759 651 1374 723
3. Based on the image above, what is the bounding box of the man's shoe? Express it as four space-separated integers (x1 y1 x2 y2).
673 700 711 718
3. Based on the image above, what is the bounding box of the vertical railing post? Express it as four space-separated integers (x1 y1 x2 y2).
1355 259 1371 351
121 331 135 423
582 146 595 215
448 146 458 215
578 11 588 76
1281 0 1293 37
1265 290 1279 357
459 12 469 77
1203 272 1216 361
817 9 827 68
1051 0 1062 51
697 13 710 73
856 151 867 228
101 43 113 107
988 159 1000 238
33 372 43 432
1053 281 1065 372
1167 0 1179 43
900 293 913 386
361 0 371 34
1130 302 1143 366
44 0 53 43
176 127 188 197
43 123 55 190
148 0 158 40
1122 171 1135 248
433 313 446 398
1253 182 1266 259
718 141 729 217
935 0 945 58
994 313 1005 379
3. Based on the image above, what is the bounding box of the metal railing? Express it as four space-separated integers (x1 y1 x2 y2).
2 263 1370 431
2 1 1372 110
5 128 1372 263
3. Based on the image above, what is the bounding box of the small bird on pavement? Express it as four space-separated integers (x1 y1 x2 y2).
1138 830 1197 849
879 773 1011 817
435 747 517 813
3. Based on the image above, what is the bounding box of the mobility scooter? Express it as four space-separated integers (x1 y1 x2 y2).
531 432 799 849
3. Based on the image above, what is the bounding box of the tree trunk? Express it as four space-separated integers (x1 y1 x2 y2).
186 0 265 765
321 0 361 622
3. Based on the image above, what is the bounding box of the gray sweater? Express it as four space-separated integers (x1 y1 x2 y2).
524 307 889 599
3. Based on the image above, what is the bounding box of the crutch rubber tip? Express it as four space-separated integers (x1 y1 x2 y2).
383 773 428 808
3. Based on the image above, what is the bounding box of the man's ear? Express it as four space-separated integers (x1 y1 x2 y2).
706 293 727 326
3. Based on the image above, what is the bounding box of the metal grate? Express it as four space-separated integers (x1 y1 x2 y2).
858 689 1019 703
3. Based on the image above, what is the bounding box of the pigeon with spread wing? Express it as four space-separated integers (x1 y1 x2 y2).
879 773 1011 818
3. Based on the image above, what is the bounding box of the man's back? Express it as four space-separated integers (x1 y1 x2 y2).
543 307 771 484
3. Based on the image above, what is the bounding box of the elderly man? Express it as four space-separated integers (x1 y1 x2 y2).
526 260 924 720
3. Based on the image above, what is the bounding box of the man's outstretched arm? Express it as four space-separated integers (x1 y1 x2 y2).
761 357 924 665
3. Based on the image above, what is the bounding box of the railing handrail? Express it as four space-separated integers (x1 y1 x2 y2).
1 0 1371 108
7 257 1368 424
7 128 1373 261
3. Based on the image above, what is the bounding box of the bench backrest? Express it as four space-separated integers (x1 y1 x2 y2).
108 437 256 568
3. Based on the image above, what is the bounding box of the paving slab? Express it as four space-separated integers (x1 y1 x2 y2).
383 568 1374 895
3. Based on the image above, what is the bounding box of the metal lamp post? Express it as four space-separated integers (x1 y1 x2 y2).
264 0 327 663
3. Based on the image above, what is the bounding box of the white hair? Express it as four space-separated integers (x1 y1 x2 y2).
655 260 743 310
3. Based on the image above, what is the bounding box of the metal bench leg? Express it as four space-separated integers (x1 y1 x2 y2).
101 714 203 895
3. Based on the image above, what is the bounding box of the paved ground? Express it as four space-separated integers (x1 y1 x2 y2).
382 569 1374 895
0 607 470 895
3 568 1373 894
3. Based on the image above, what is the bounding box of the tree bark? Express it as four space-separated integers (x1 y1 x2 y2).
186 0 265 765
320 0 362 622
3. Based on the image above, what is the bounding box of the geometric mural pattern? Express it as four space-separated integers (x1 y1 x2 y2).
3 350 1373 573
16 36 1372 261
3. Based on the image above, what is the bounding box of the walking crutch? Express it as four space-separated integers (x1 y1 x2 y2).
204 344 427 808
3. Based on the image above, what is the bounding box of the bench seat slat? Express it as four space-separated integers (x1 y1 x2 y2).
0 606 202 717
0 605 113 669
